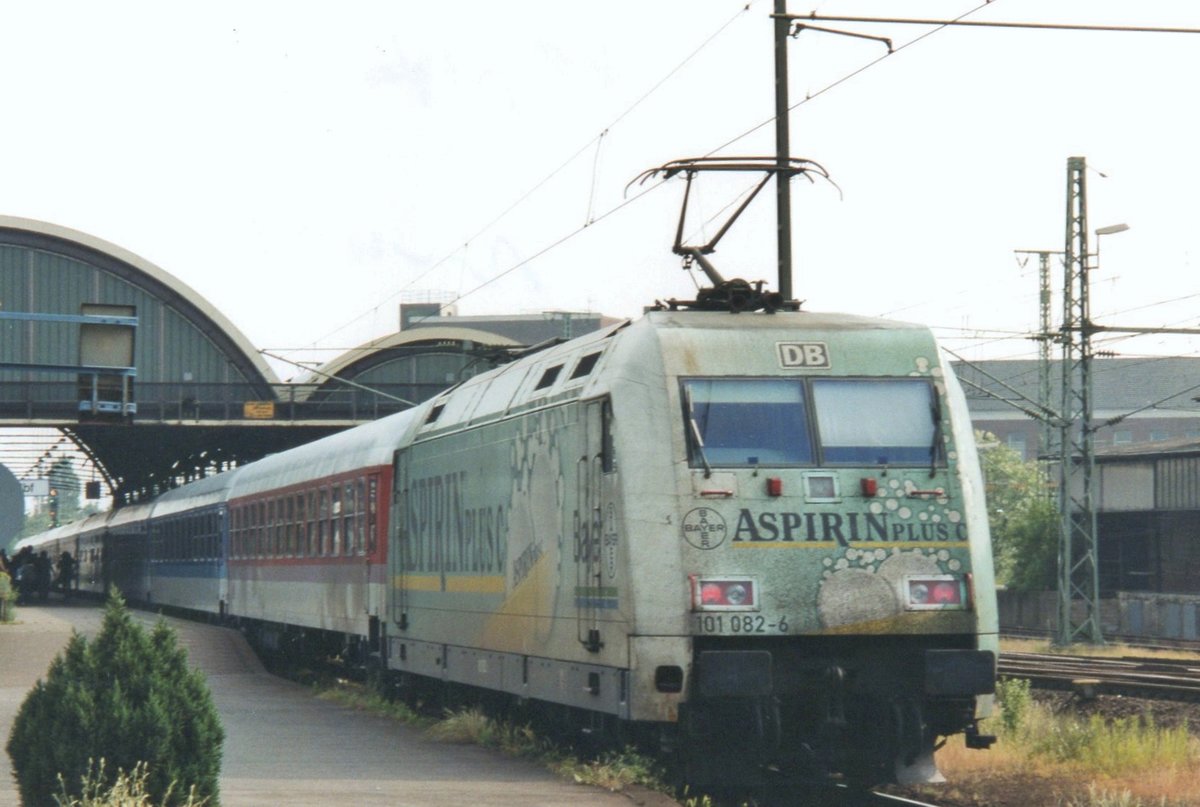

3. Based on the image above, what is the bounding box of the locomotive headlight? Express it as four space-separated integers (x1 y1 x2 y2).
689 575 759 611
903 575 967 611
724 583 748 605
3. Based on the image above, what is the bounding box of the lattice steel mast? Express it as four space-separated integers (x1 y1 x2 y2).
1057 156 1103 645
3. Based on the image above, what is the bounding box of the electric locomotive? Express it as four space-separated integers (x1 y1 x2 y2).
382 307 998 785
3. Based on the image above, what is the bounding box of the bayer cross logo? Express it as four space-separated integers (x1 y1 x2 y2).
682 508 727 550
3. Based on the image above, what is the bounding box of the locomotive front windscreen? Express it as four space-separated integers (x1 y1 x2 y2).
683 377 938 468
684 379 814 466
812 379 937 465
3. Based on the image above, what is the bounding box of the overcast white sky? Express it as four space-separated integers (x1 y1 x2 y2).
2 1 1199 379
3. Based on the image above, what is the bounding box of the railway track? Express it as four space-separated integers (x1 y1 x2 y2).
998 651 1200 701
1002 626 1200 653
867 792 944 807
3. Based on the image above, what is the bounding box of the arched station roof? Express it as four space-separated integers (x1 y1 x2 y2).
298 326 522 408
0 215 280 390
306 326 521 386
1 216 289 502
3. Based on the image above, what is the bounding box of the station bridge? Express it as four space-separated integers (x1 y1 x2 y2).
0 216 571 506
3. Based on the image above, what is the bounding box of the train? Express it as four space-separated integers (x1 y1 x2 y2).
14 307 998 786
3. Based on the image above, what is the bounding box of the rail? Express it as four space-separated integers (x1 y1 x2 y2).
998 651 1200 701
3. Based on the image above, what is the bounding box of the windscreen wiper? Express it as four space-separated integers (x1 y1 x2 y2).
684 387 713 479
929 388 946 478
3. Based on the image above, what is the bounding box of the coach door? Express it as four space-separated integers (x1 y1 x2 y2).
391 450 409 631
575 398 612 653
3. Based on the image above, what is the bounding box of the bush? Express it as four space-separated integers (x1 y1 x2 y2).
5 589 224 806
995 676 1032 736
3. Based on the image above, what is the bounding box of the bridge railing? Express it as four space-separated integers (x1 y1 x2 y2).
0 380 451 423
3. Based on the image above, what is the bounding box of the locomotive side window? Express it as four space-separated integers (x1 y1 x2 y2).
812 379 937 466
570 352 601 380
535 365 562 390
683 379 814 467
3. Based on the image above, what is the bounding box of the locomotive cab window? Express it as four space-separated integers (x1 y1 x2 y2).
683 379 814 467
812 379 939 466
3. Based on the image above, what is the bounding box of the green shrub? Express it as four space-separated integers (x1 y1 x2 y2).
995 676 1032 736
5 589 224 806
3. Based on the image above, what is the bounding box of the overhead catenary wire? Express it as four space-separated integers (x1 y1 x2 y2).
299 1 759 352
704 0 999 157
276 2 1200 372
283 0 995 360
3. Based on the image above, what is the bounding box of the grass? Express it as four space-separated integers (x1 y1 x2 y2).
318 682 433 728
320 682 670 795
54 760 207 807
919 677 1200 807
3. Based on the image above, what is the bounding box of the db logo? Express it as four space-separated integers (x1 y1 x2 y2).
776 342 830 369
682 508 727 550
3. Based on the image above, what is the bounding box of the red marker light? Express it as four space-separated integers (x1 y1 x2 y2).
905 576 966 610
767 477 783 497
861 478 878 496
932 582 961 604
690 576 758 610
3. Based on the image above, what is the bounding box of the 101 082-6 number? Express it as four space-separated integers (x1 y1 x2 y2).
694 614 789 634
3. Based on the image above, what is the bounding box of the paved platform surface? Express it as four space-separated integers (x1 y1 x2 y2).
1 604 662 806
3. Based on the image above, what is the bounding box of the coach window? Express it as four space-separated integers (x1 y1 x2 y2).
304 487 314 557
279 497 288 556
276 498 286 557
682 379 814 467
355 478 367 555
330 485 342 556
253 502 263 558
367 476 379 554
341 480 352 556
312 487 321 557
812 379 938 466
345 480 358 556
294 495 306 558
279 497 291 554
318 487 330 556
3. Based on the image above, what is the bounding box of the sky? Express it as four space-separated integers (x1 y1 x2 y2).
2 1 1199 381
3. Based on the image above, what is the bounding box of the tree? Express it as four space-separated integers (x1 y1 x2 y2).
976 431 1059 591
6 589 224 806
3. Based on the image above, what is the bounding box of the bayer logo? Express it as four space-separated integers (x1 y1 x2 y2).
682 508 727 550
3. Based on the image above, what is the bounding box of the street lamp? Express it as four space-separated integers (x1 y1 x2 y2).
1093 223 1129 271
